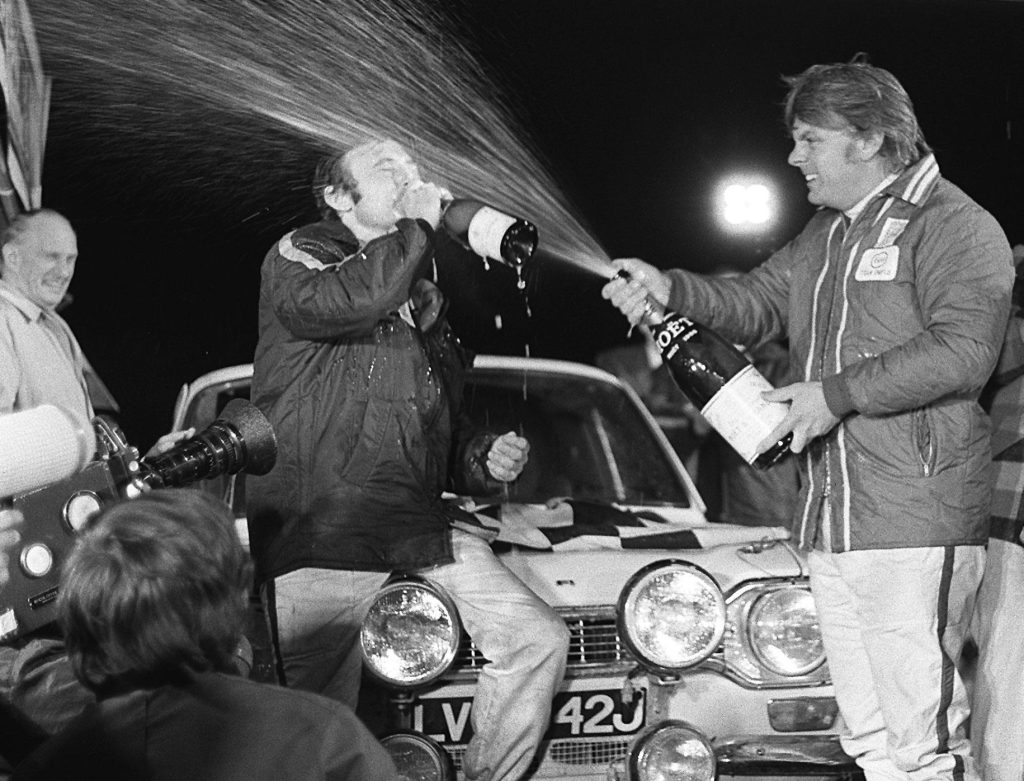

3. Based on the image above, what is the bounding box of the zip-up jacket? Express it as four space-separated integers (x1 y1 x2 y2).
247 218 497 584
665 155 1014 551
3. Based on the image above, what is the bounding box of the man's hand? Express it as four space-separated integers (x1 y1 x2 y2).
398 182 447 229
0 507 23 587
601 258 672 327
486 431 530 483
758 381 841 455
144 428 195 459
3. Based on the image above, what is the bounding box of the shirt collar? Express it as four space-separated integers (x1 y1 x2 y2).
845 172 899 222
0 279 45 322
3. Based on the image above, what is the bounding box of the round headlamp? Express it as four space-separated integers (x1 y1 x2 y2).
617 560 726 673
627 720 716 781
747 585 825 676
380 730 455 781
360 577 461 689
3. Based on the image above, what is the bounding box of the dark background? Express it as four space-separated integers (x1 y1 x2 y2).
25 0 1024 447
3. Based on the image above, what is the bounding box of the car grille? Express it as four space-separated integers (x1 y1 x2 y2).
447 737 632 773
448 607 636 679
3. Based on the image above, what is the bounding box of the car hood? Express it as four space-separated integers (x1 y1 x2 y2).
484 500 802 608
497 542 804 609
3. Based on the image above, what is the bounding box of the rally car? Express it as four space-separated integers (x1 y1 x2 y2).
168 356 858 781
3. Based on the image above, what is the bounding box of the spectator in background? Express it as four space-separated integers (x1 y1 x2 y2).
971 243 1024 781
595 326 706 472
0 211 84 759
0 210 98 735
603 57 1012 780
0 210 92 431
0 210 191 735
14 489 398 781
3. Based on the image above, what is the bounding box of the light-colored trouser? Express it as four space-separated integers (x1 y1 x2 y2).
971 538 1024 781
808 546 982 781
267 530 570 781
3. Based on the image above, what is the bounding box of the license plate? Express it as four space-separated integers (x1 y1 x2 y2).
412 687 646 745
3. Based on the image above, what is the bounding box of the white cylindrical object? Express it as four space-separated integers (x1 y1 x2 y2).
467 206 515 261
0 405 96 497
700 365 789 465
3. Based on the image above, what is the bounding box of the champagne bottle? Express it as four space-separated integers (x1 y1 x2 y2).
617 273 792 469
442 198 538 268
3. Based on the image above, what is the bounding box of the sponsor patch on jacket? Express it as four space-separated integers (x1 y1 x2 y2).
876 217 909 247
855 245 899 281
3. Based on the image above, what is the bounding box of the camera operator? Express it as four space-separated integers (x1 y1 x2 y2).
13 489 398 781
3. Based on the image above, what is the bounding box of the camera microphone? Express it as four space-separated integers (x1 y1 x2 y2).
1 398 277 641
0 406 96 499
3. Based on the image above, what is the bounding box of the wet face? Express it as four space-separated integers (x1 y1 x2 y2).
787 118 885 212
2 213 78 310
333 140 422 235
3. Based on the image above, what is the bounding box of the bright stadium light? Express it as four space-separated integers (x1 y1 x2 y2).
715 176 776 235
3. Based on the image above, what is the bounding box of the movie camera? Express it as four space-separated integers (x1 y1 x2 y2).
0 399 276 640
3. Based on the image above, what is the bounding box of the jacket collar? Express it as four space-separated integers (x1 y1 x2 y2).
881 153 940 208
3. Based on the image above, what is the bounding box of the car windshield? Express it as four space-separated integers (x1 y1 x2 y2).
181 363 691 513
462 368 689 506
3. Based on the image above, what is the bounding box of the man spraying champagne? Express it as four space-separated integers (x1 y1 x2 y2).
603 58 1013 781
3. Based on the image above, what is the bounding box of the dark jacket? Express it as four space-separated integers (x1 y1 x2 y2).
665 155 1014 551
247 218 494 583
13 671 398 781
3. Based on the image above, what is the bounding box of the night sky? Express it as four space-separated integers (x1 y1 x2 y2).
24 0 1024 447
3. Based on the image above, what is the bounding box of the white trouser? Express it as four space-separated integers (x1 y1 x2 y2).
971 538 1024 781
808 546 982 781
268 530 570 781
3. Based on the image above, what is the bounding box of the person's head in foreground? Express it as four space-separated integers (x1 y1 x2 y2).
59 489 251 695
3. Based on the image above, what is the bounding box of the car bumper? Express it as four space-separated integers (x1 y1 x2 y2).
412 672 855 780
715 734 859 777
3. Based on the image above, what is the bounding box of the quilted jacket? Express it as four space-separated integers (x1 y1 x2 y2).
247 217 494 582
665 155 1014 551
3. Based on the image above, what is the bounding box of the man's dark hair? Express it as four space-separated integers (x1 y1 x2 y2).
59 489 252 693
311 149 360 220
783 54 931 171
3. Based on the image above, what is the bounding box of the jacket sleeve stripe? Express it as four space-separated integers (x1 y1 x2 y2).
803 218 844 382
278 231 329 270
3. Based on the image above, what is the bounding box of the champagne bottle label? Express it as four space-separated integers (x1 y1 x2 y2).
700 365 789 465
467 206 516 260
